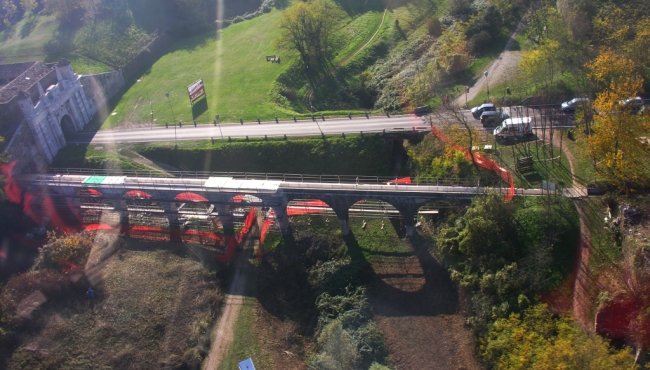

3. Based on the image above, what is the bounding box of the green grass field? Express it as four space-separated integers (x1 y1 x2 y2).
131 134 393 175
101 0 400 128
102 10 295 128
0 15 58 61
0 14 113 74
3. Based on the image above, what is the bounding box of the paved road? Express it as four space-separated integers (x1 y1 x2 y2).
71 107 573 145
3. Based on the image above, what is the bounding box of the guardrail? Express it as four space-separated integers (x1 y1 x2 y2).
48 168 480 186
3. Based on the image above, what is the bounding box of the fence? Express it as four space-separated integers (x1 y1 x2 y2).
48 168 479 186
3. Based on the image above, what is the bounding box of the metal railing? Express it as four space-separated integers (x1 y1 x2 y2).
48 168 480 186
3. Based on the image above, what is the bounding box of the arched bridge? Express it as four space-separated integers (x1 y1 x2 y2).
15 173 549 237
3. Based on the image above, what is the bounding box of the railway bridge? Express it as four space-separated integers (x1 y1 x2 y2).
15 171 549 237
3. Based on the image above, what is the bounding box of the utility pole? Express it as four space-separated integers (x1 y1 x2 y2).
166 92 177 149
215 114 223 140
165 92 176 122
484 71 490 102
149 100 154 130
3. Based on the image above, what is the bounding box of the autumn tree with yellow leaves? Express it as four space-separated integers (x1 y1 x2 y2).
482 304 639 370
582 49 650 191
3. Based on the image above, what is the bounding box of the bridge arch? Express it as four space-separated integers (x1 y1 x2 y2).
60 114 76 140
124 190 153 199
175 192 209 202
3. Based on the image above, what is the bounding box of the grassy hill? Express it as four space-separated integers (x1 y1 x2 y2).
102 9 293 128
101 2 394 127
0 14 114 74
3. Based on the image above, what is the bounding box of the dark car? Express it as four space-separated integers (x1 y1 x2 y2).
561 98 590 113
470 103 496 119
480 111 509 126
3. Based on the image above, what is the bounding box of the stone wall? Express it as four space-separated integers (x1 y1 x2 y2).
80 70 125 118
5 123 48 173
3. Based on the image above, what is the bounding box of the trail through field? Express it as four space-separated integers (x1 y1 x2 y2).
454 20 525 107
204 250 248 370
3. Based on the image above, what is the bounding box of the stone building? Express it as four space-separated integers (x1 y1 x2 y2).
0 59 124 173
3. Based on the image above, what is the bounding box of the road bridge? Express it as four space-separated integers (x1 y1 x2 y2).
16 172 550 237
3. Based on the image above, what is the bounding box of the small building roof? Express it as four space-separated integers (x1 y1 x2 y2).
0 61 54 104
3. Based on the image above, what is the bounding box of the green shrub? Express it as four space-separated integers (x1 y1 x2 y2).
309 258 371 296
426 17 442 37
312 320 361 370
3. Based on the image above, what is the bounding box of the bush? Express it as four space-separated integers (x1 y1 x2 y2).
464 6 502 38
467 30 492 55
0 269 72 345
33 231 96 271
448 0 472 18
426 17 442 37
309 258 371 297
2 270 71 309
482 305 638 369
315 286 371 333
232 15 244 23
312 320 361 370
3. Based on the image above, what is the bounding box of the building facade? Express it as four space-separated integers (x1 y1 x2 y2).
0 59 124 173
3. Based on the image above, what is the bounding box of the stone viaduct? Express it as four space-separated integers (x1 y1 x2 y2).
16 174 544 238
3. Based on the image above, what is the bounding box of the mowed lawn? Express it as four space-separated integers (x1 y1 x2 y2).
0 15 113 73
102 10 294 128
0 15 58 62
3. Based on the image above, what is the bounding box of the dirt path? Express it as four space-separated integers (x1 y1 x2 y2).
546 130 594 329
453 20 525 108
203 251 248 370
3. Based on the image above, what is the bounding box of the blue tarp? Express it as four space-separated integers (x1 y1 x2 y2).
238 358 256 370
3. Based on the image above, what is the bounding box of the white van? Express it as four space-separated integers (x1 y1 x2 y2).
493 117 533 140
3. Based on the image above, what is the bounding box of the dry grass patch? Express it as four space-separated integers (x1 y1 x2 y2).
5 239 223 369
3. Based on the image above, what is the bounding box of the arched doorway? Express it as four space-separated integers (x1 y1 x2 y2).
60 114 76 140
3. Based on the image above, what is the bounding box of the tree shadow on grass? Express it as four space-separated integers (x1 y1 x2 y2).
20 16 38 39
369 230 459 317
165 32 218 54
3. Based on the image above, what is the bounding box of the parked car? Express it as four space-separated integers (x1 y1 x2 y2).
561 98 590 113
619 97 644 113
480 110 509 126
493 117 533 140
414 105 432 115
471 103 496 119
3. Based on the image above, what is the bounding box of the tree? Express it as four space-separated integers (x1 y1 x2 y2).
437 192 518 285
426 17 442 37
20 0 37 14
276 0 341 73
44 0 86 23
520 39 561 90
1 0 19 27
582 49 650 190
482 304 638 370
